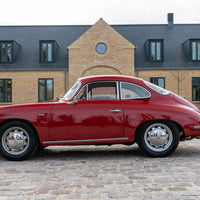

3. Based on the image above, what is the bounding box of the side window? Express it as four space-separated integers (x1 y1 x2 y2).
85 81 118 100
121 82 151 99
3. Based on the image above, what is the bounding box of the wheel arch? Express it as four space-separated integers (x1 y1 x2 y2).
134 119 184 142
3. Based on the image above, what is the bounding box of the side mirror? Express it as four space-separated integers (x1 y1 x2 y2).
67 96 77 105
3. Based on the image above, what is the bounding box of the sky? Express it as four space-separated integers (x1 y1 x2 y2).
1 0 200 25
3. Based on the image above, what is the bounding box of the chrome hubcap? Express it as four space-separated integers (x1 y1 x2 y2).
144 123 173 152
2 127 30 155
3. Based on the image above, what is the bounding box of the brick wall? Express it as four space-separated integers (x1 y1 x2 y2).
138 69 200 108
68 19 135 87
0 71 65 105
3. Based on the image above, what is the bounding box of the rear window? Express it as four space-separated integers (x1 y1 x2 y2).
121 82 151 99
144 81 170 95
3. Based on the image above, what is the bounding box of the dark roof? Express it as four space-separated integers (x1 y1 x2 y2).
113 24 200 69
0 23 200 70
0 25 91 71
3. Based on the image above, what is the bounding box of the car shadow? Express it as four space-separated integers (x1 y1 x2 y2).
35 145 145 161
0 143 200 161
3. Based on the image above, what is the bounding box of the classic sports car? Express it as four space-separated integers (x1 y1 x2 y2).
0 75 200 161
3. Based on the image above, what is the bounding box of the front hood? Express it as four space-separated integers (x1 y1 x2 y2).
173 93 198 110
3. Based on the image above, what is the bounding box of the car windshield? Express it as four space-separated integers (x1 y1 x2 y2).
144 80 170 95
63 80 81 100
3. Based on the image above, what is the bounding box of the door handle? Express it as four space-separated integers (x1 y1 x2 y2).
109 109 121 113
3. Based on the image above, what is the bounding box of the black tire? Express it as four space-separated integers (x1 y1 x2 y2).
0 121 38 161
137 121 180 157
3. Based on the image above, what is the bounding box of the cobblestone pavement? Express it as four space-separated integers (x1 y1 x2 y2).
1 139 200 200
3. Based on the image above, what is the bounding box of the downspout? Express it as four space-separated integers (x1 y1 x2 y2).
64 47 69 93
136 69 139 77
64 69 67 93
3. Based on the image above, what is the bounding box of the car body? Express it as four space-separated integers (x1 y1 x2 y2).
1 75 200 160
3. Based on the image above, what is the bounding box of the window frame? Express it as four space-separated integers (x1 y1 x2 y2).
39 40 57 63
150 77 165 89
190 39 200 62
192 77 200 101
0 79 12 103
0 41 14 63
120 81 151 100
148 39 164 62
76 81 119 101
38 78 54 102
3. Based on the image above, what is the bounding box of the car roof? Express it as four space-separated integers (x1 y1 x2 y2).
79 75 144 84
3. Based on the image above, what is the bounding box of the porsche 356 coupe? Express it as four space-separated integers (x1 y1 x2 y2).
0 75 200 160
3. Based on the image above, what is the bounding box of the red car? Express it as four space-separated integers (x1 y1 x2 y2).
0 75 200 161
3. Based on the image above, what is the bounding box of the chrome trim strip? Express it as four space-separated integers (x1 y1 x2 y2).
194 126 200 130
43 137 129 144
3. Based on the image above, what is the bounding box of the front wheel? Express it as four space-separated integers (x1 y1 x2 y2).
137 121 180 157
0 121 38 161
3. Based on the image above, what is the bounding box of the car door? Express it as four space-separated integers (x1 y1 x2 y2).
120 81 151 138
50 81 124 142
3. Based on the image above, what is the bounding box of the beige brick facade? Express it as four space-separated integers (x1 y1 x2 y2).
68 19 135 87
137 69 200 108
1 19 200 109
0 71 66 106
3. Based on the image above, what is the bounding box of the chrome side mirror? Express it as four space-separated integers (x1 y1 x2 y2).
67 96 77 105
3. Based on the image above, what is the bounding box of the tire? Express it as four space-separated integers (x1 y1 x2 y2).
0 121 38 161
137 121 180 157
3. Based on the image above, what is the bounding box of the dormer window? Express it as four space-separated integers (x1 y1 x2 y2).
145 39 164 62
191 40 200 61
40 40 58 63
0 41 21 64
183 39 200 61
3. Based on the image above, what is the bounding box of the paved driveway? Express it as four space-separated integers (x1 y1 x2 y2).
0 140 200 200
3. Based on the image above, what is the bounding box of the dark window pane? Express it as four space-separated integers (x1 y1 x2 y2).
40 41 55 63
192 42 197 60
150 42 156 60
46 79 53 100
0 79 12 102
192 77 200 101
150 77 165 88
39 80 46 102
0 43 13 62
149 40 162 61
5 80 12 102
1 44 6 62
198 42 200 60
7 43 12 62
38 79 54 102
42 43 47 62
47 43 53 62
156 42 161 61
0 80 4 102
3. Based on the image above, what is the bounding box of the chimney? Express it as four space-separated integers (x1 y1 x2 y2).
168 13 174 25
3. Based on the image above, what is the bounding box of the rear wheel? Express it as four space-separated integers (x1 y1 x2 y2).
137 121 180 157
0 121 38 161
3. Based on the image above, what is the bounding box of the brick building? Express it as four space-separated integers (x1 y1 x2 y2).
1 13 200 108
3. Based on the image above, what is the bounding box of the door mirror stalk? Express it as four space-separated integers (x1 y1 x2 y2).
67 96 77 105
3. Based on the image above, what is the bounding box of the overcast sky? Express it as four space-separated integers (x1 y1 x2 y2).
1 0 200 25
